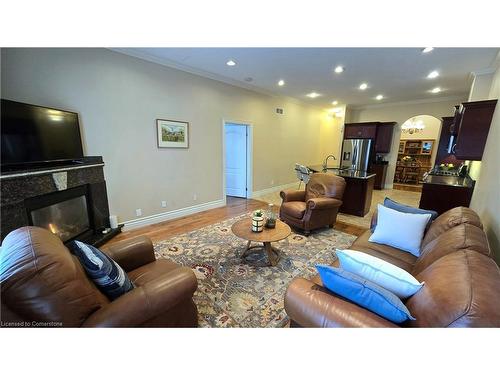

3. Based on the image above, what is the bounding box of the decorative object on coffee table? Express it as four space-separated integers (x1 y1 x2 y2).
265 203 277 228
251 209 264 232
231 217 291 266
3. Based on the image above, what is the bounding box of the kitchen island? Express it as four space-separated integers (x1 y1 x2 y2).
419 174 475 215
308 165 376 217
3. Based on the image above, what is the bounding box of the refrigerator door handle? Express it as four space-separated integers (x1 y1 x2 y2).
352 144 358 170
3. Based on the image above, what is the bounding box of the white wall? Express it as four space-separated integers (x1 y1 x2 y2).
469 67 500 264
347 97 465 188
400 115 442 167
1 48 344 224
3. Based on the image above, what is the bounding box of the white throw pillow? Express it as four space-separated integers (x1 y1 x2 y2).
368 204 431 257
336 249 424 298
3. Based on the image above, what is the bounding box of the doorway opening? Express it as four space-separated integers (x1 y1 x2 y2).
393 114 442 192
223 122 252 201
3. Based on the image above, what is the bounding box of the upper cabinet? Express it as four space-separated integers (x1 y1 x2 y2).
452 100 497 160
344 122 377 139
374 122 396 153
344 122 395 153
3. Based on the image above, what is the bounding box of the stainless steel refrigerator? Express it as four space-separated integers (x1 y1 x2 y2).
340 139 372 172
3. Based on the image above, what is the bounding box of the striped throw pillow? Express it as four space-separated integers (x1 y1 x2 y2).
68 240 134 300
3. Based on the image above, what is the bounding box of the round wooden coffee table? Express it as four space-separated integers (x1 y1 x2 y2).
231 218 291 266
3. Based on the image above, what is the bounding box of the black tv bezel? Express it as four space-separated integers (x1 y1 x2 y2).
1 99 85 169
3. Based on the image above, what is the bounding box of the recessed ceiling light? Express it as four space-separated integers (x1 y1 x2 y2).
375 94 384 100
334 66 344 74
332 100 338 105
226 60 236 66
306 92 321 98
278 79 285 86
430 87 441 94
359 83 368 90
422 47 434 53
427 70 439 79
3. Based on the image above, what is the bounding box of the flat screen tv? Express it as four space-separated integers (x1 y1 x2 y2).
1 99 84 170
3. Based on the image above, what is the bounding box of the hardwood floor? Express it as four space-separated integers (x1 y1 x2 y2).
107 196 366 245
108 197 268 244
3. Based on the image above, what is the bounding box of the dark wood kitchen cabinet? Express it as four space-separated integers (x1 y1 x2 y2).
344 122 395 153
374 122 395 153
453 100 497 160
435 116 455 164
344 123 377 139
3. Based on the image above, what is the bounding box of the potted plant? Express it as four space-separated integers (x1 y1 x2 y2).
252 209 264 232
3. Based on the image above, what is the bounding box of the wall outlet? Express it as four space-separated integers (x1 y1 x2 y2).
193 194 197 201
270 179 275 186
161 201 167 208
135 208 142 217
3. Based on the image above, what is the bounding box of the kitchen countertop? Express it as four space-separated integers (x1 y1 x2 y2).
308 165 376 179
423 174 475 188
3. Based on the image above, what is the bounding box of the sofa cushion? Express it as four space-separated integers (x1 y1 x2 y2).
421 206 483 248
281 201 307 219
305 173 346 202
316 265 415 323
68 241 135 301
406 250 500 327
336 249 424 298
368 204 431 257
350 230 417 272
128 259 180 286
412 224 491 275
371 198 438 232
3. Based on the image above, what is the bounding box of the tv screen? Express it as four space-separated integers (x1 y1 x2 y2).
1 99 84 167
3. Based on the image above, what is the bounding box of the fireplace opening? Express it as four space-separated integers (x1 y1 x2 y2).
25 185 93 242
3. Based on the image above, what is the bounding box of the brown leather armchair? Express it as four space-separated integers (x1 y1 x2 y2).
280 173 346 235
0 226 198 328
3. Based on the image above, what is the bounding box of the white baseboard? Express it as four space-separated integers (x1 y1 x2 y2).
121 199 225 231
251 182 299 198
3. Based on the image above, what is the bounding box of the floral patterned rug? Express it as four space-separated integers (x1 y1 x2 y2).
154 214 356 327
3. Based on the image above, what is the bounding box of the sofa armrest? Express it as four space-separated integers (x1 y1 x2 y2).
280 189 306 203
101 236 156 272
284 278 398 328
307 197 342 210
83 267 198 327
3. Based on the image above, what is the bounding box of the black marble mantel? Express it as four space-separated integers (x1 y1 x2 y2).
1 156 112 242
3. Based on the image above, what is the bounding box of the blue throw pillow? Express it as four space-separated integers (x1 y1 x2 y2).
371 197 438 232
68 240 134 300
316 264 415 323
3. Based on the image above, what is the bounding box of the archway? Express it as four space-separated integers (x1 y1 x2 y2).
393 115 442 188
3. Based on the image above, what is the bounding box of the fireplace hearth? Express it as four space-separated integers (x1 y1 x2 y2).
1 156 121 246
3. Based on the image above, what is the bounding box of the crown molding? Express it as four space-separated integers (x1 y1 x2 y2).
348 94 466 111
108 48 323 110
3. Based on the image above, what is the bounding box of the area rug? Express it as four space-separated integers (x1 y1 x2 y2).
153 214 356 327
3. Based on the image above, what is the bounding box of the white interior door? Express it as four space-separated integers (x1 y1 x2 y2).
225 124 247 198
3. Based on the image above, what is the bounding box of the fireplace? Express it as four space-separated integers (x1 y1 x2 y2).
26 186 92 242
1 156 121 246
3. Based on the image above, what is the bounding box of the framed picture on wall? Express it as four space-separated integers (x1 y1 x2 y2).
156 119 189 148
398 140 406 153
421 140 434 154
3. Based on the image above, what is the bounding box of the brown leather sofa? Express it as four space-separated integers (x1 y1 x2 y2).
280 173 346 235
284 207 500 327
0 226 198 327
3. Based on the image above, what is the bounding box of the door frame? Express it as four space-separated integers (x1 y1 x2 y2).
222 119 253 203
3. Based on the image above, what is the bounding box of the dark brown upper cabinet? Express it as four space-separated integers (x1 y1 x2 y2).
453 100 497 160
374 122 395 153
344 122 394 153
435 116 455 164
344 122 377 139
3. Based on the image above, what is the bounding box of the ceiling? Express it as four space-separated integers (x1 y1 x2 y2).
114 48 499 108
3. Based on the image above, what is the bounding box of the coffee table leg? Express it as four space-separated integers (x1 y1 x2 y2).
264 242 280 266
